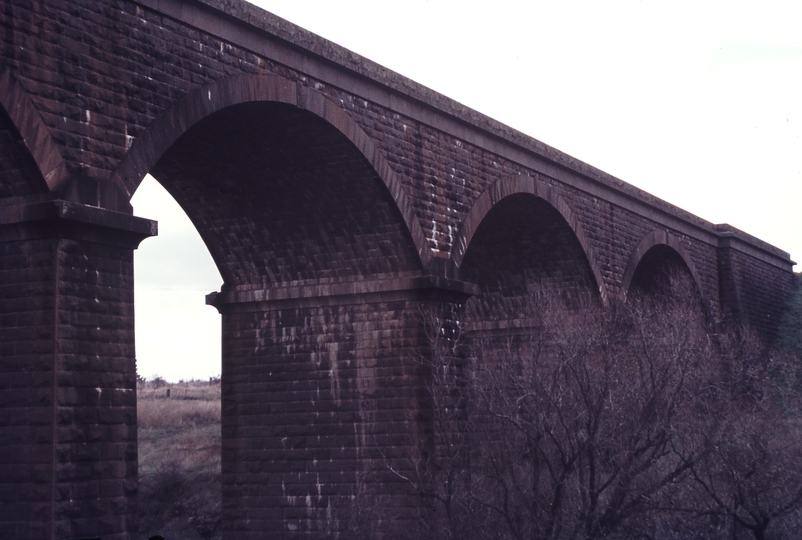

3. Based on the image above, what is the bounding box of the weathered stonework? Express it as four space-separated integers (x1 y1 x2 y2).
0 0 794 538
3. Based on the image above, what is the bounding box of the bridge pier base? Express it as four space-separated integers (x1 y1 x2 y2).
0 200 154 540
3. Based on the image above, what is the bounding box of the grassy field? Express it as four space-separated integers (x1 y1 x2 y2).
138 379 222 540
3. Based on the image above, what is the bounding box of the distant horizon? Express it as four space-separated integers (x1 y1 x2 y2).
137 373 221 384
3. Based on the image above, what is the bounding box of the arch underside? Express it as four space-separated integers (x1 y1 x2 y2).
460 194 601 331
628 244 702 305
150 101 422 287
622 230 707 314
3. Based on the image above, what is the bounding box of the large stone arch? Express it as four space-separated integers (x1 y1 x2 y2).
112 73 431 271
112 73 451 535
453 175 608 304
622 230 707 307
0 60 69 195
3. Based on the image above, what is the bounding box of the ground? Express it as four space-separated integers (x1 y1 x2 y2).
137 379 222 540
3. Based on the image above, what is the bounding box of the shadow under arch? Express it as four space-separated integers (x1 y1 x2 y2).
622 230 709 311
0 60 69 194
111 73 431 271
452 175 608 305
454 177 607 340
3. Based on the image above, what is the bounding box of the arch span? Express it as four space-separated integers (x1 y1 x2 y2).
453 175 608 304
0 60 69 194
113 73 430 270
622 230 706 304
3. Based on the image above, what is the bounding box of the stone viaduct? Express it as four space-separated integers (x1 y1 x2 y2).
0 0 795 538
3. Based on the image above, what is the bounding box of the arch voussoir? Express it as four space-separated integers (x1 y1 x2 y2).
113 74 298 198
0 60 69 193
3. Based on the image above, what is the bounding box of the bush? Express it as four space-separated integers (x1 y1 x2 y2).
363 276 802 539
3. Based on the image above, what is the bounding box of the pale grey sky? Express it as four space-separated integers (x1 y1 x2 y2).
133 0 802 382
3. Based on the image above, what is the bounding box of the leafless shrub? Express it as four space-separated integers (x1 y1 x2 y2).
463 279 721 539
150 459 186 503
679 334 802 540
358 274 802 540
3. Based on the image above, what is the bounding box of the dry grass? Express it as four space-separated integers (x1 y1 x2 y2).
138 379 221 540
138 397 220 429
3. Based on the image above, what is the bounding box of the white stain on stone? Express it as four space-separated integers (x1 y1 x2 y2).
282 480 297 506
253 327 264 354
282 325 296 354
327 342 341 404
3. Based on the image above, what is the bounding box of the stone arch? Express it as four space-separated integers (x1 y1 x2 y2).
112 73 430 270
622 230 706 304
0 60 69 194
453 175 608 304
455 176 608 338
113 74 441 537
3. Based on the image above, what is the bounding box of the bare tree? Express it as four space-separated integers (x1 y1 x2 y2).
680 332 802 540
460 280 726 540
353 276 802 540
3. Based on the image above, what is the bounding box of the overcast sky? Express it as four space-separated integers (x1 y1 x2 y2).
132 0 802 382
